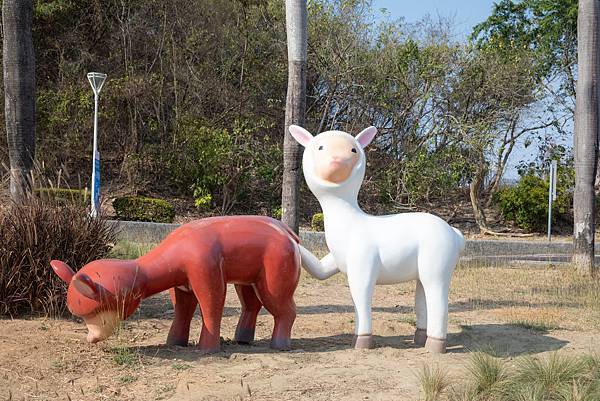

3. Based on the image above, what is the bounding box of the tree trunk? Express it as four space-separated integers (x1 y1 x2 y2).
573 0 599 274
281 0 307 233
2 0 36 203
469 165 491 232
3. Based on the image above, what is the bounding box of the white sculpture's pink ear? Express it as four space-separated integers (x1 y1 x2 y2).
289 125 314 147
355 126 377 148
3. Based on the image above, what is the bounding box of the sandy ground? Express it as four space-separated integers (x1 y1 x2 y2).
0 268 598 401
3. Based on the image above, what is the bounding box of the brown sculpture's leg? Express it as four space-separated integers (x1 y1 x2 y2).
234 284 262 344
414 328 427 347
254 281 297 350
166 287 198 346
190 269 226 353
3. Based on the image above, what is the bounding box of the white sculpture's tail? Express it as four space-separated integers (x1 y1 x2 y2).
452 227 465 254
298 245 339 280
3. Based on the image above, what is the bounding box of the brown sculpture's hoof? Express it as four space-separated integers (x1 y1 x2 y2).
166 338 189 347
353 334 373 349
414 328 427 347
425 337 446 354
234 327 255 344
197 346 221 354
270 337 291 350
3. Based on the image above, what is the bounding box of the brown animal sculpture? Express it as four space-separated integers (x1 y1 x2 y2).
50 216 301 352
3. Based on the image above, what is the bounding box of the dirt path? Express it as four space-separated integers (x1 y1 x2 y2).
0 272 598 401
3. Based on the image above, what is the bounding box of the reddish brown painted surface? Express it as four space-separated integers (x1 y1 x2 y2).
50 216 301 352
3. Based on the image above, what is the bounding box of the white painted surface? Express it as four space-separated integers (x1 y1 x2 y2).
291 125 465 341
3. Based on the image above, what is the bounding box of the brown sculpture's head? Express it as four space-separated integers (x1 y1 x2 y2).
50 259 144 343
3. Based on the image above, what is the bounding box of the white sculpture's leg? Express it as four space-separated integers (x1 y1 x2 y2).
347 258 378 349
422 281 450 354
414 279 427 347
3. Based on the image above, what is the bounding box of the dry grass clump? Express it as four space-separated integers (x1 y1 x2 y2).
0 198 117 317
422 352 600 401
418 364 450 401
447 264 600 330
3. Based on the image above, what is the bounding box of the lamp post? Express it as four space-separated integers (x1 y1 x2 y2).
87 72 107 218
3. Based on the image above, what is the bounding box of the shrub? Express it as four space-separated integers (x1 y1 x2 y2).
192 186 212 211
495 174 570 232
271 206 282 219
0 199 117 317
311 212 324 231
113 196 175 223
170 118 283 214
35 187 89 205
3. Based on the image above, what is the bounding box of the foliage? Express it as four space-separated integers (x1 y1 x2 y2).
271 206 282 219
1 0 562 224
35 187 89 205
171 119 283 215
495 172 571 232
311 212 324 231
472 0 578 95
377 145 472 207
113 196 175 223
0 199 117 317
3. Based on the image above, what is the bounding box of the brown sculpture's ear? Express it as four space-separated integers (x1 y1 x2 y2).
72 274 102 301
50 260 75 283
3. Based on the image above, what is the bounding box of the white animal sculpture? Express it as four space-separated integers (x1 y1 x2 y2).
292 125 465 353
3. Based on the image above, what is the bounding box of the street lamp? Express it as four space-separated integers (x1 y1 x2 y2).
87 72 107 218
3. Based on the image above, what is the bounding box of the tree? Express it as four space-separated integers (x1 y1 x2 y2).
573 0 599 274
2 0 36 202
472 0 578 112
282 0 307 233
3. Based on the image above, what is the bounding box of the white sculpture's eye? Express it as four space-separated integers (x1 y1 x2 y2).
318 145 324 150
351 148 357 153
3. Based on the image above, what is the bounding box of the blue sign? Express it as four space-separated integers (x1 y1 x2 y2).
93 153 100 212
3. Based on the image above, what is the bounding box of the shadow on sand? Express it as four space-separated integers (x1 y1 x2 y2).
134 323 568 362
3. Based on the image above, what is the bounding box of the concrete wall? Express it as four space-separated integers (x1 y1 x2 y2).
109 220 591 260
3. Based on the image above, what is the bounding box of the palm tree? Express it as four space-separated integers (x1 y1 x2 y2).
281 0 307 233
573 0 599 274
2 0 36 202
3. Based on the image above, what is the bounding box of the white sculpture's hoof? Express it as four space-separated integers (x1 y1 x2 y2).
414 328 427 347
353 334 373 349
425 337 446 354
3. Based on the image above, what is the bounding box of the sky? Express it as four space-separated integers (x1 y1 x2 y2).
371 0 497 38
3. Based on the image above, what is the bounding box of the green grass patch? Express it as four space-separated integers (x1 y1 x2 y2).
171 362 191 371
109 241 156 259
118 375 138 384
508 319 559 332
398 315 416 327
108 344 139 366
